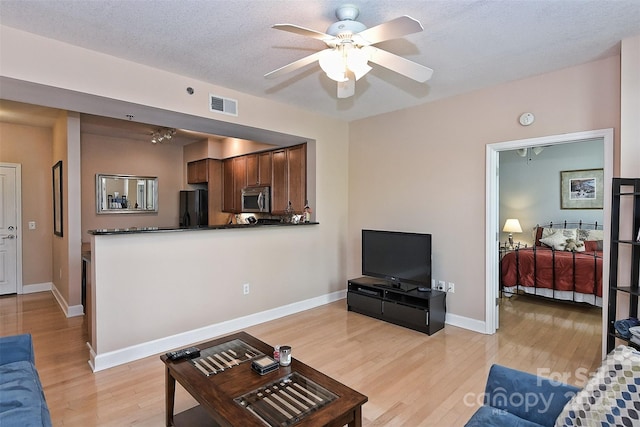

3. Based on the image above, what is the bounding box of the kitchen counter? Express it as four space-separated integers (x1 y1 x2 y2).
87 221 319 235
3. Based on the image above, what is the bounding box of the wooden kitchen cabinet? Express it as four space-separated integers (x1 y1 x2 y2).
187 159 210 184
222 156 247 213
222 158 235 212
233 156 247 207
223 143 306 214
271 144 306 214
246 152 272 186
271 149 287 214
287 144 306 212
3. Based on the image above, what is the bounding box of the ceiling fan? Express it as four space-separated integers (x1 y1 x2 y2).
264 4 434 99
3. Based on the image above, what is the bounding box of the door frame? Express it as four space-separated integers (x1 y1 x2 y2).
485 129 613 355
0 162 23 294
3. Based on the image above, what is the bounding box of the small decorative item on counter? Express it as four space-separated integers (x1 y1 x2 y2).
273 345 280 362
303 200 312 223
279 345 291 366
283 201 294 223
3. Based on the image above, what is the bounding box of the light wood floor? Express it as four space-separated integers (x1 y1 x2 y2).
0 292 603 426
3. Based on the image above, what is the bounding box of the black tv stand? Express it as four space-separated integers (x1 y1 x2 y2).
378 282 417 292
347 277 446 335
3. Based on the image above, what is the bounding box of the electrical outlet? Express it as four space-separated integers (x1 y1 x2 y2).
447 282 455 293
437 280 445 291
28 221 36 230
243 283 250 295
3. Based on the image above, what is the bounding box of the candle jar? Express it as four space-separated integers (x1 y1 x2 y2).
279 345 291 366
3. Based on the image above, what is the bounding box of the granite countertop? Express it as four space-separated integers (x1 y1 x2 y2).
87 221 319 235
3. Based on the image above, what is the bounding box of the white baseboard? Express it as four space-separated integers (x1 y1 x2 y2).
91 290 346 372
445 312 487 334
50 284 84 318
21 282 52 294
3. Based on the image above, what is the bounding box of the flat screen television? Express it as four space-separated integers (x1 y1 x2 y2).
362 229 432 292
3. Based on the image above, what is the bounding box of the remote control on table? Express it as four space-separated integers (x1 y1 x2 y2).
166 347 200 361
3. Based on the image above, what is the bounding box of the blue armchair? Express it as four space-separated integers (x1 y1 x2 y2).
0 334 52 426
465 364 579 427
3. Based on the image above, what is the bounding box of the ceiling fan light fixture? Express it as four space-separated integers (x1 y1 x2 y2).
265 6 433 98
319 45 370 83
319 48 348 82
346 47 371 80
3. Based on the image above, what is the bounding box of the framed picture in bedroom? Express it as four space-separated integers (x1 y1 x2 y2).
560 168 604 209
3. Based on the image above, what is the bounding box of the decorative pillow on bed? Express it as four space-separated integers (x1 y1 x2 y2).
554 345 640 427
577 229 605 242
585 240 604 251
539 229 577 251
535 227 556 246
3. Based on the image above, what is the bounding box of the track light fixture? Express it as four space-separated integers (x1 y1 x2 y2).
151 128 176 144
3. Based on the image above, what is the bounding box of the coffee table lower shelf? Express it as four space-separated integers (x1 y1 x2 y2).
173 405 220 427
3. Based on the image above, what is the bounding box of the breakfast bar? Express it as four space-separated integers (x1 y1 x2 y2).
84 221 337 373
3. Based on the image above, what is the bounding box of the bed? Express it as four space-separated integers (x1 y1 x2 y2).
500 222 604 306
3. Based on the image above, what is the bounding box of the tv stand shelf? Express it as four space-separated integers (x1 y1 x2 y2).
347 277 446 335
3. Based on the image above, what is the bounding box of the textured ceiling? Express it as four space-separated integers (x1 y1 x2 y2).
0 0 639 122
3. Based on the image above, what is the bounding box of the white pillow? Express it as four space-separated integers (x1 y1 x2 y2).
539 229 577 251
577 228 605 242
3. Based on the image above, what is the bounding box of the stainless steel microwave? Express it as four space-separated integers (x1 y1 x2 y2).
241 186 270 213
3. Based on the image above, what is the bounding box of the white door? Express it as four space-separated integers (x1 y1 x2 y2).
0 165 18 295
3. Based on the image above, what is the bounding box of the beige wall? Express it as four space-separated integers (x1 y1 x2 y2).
51 112 83 309
0 122 53 286
51 114 67 303
0 25 349 353
81 133 185 236
348 56 621 322
620 35 640 177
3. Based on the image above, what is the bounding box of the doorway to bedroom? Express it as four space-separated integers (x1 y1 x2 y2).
485 128 613 357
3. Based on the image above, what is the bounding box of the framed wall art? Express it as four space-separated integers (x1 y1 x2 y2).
53 160 63 236
560 168 603 209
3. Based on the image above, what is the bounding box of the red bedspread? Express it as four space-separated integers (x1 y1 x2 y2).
501 247 603 297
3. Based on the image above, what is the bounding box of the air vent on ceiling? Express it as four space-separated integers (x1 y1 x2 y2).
209 94 238 116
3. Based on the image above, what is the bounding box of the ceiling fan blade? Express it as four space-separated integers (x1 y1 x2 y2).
264 50 326 79
357 16 423 45
337 72 356 98
367 47 433 82
272 24 332 42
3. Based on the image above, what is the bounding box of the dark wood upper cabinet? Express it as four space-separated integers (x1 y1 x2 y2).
187 159 209 184
286 144 306 213
233 156 247 211
271 144 306 214
222 158 235 212
246 152 272 186
271 149 288 214
222 143 306 214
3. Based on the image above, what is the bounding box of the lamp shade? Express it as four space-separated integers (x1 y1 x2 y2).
319 45 372 82
503 218 523 233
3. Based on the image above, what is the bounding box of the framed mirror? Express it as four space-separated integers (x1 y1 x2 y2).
96 174 158 214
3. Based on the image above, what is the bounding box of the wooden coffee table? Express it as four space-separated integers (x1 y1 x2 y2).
161 331 367 426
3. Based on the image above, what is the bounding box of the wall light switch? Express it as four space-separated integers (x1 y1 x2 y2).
28 221 36 230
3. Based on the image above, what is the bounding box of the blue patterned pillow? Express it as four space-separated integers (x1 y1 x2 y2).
554 345 640 426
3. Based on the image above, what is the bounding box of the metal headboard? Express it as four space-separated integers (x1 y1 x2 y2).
537 220 602 230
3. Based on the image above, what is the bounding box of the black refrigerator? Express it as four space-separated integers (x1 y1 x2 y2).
179 190 208 227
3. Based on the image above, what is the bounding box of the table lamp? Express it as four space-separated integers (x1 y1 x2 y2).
503 218 522 249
